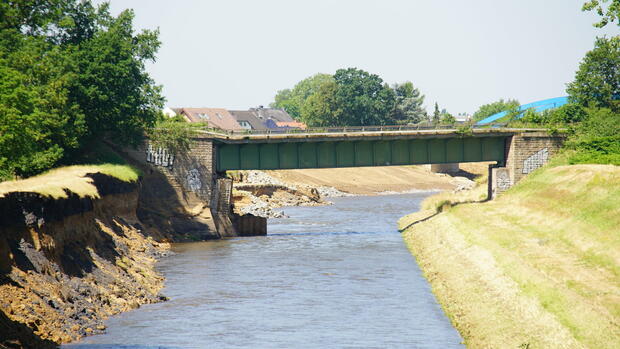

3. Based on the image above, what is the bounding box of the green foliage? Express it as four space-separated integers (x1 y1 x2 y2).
300 80 341 127
566 108 620 165
455 123 474 136
440 113 457 125
0 1 163 180
472 99 520 121
148 118 199 153
275 69 427 127
583 0 620 27
391 82 426 124
567 36 620 111
432 102 441 124
271 73 333 119
567 135 620 165
331 68 396 126
549 104 588 124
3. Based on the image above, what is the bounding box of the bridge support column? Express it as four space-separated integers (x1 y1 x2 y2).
488 132 564 199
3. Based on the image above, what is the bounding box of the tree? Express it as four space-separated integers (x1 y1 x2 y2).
0 1 163 179
566 36 620 111
69 8 163 146
390 82 426 124
271 73 333 119
472 99 520 121
583 0 620 27
432 102 441 124
300 81 341 127
440 113 457 125
331 68 396 126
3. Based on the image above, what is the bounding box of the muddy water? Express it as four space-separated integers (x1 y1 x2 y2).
66 193 463 348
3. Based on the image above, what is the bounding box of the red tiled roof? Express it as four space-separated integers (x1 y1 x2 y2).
180 108 242 130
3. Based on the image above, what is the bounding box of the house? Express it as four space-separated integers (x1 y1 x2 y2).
229 110 269 131
162 107 178 118
250 106 295 123
179 108 242 131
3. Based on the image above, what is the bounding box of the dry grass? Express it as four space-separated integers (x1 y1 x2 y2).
0 164 140 199
400 164 620 348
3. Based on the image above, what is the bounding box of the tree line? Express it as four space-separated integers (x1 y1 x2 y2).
0 0 163 180
0 1 618 180
271 69 434 127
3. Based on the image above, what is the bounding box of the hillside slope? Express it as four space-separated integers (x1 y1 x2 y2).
400 164 620 348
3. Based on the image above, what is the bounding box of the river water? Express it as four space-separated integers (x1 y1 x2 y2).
66 193 463 348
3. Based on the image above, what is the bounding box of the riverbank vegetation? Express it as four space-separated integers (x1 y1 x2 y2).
0 1 163 181
400 163 620 348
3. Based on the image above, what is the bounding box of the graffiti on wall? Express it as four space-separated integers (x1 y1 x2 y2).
522 148 548 174
496 169 512 191
146 144 175 168
187 169 202 191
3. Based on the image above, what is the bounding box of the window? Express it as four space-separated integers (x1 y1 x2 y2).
197 113 210 120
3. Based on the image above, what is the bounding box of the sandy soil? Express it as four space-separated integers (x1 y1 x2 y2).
264 164 489 195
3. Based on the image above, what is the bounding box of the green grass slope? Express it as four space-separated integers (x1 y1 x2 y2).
400 164 620 348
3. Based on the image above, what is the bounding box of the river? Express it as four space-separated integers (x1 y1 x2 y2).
65 192 463 348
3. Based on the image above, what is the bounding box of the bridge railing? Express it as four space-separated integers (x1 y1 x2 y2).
198 122 509 136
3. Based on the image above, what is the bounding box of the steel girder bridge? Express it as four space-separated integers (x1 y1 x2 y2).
204 126 530 172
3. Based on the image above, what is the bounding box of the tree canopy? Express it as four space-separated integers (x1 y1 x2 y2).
0 1 163 179
583 0 620 27
391 82 426 124
472 99 520 121
566 36 620 111
271 73 333 119
273 68 427 127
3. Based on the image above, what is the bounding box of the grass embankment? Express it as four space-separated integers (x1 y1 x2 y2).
399 164 620 348
0 164 140 199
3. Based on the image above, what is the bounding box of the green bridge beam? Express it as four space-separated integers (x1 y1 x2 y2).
215 136 507 172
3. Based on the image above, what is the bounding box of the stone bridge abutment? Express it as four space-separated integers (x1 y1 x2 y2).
488 131 564 198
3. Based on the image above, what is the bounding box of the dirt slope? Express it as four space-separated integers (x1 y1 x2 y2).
265 164 488 194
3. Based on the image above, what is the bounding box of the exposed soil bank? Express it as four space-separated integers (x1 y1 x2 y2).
399 164 620 348
0 172 169 348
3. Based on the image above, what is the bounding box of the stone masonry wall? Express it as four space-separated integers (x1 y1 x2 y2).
120 138 221 239
124 138 216 202
505 132 564 185
489 132 565 198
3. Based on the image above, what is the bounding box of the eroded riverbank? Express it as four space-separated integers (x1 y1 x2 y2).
67 193 464 348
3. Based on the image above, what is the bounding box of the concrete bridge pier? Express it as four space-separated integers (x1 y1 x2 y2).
488 132 564 199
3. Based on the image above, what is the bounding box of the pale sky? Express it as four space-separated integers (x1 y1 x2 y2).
98 0 618 115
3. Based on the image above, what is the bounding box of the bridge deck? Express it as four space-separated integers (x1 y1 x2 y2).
205 128 554 172
200 127 546 143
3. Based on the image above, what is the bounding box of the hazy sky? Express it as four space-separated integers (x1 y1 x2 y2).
98 0 617 114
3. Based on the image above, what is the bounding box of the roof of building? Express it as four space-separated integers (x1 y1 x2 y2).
229 110 268 130
179 108 242 130
250 107 295 123
275 121 307 129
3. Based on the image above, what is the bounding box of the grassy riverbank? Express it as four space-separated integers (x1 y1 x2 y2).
0 164 140 198
399 163 620 348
